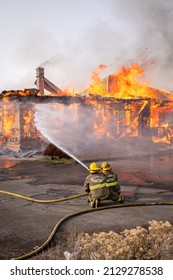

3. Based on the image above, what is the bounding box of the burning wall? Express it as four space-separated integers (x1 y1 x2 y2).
0 92 173 156
0 99 41 152
0 64 173 156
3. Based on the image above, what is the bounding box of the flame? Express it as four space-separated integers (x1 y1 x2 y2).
23 110 34 137
81 63 173 144
84 63 173 101
1 63 173 146
88 64 107 96
93 103 109 137
152 135 170 144
63 84 78 96
3 103 15 137
108 64 151 99
0 89 39 98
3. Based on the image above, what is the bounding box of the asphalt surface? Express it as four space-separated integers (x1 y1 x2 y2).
0 152 173 260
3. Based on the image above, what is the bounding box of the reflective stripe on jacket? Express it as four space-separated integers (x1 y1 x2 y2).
106 174 118 187
89 182 106 191
84 172 108 199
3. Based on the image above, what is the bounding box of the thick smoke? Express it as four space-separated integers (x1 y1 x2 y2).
9 0 173 93
34 103 161 161
34 103 108 159
111 0 173 91
36 0 173 92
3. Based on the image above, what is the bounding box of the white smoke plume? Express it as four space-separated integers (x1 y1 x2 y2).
3 0 173 93
110 0 173 91
37 0 173 92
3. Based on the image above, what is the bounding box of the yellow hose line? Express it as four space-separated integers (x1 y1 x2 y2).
0 189 87 203
13 201 173 260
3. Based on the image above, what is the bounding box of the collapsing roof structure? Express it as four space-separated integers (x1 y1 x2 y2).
0 66 173 157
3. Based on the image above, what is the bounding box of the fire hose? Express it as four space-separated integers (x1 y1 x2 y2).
0 189 87 203
1 189 173 260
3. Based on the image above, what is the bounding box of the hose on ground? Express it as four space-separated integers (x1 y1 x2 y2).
1 189 173 260
11 200 173 260
0 189 87 203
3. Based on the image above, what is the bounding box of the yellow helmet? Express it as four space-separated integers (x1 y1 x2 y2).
89 162 100 173
101 162 112 171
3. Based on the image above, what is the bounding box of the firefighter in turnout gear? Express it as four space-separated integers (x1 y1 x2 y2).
84 162 108 208
101 162 124 203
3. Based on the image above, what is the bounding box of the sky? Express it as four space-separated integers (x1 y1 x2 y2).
0 0 173 93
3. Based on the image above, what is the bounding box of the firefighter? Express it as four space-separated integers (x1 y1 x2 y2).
101 162 124 203
84 162 109 208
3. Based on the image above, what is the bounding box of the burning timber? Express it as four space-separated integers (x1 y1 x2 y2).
0 65 173 158
0 89 173 158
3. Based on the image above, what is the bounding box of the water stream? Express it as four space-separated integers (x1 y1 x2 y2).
34 106 89 170
43 133 89 170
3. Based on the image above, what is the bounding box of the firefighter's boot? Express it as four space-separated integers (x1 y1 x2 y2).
116 195 124 203
94 198 101 208
88 198 100 208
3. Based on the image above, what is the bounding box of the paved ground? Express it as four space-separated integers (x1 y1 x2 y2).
0 151 173 259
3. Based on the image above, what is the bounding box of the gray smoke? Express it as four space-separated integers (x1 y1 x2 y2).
11 0 173 92
110 0 173 91
36 0 173 92
34 102 164 161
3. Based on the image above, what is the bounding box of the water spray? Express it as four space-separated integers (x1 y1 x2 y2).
35 126 89 170
34 105 90 170
48 138 89 170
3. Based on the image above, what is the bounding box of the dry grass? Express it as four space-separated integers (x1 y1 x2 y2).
38 157 75 165
79 220 173 260
32 230 82 260
32 220 173 260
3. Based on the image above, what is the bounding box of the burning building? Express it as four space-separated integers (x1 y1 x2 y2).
0 64 173 157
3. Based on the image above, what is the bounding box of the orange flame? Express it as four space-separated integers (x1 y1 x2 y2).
23 110 34 137
1 63 173 146
84 63 173 101
63 84 78 96
3 103 15 137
